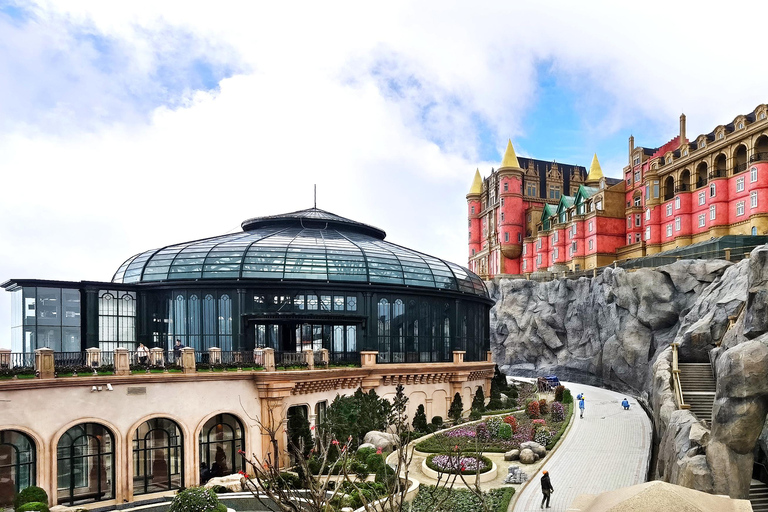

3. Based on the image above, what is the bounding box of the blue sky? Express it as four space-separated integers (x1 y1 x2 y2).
1 1 767 347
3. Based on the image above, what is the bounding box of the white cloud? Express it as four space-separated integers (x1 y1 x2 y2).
1 1 768 346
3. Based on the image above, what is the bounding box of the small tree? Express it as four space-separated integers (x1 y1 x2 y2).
287 410 313 458
448 393 463 422
412 404 428 433
471 387 485 413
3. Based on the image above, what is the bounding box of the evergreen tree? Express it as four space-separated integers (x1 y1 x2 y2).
287 410 313 457
412 404 428 432
448 392 464 422
471 386 486 412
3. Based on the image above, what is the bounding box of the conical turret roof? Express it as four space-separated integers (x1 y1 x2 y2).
500 140 520 169
586 153 603 182
468 169 483 195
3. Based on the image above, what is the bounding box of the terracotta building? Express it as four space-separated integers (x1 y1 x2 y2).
468 103 768 277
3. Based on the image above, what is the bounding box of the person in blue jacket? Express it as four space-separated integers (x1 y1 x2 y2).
622 398 630 410
578 394 585 418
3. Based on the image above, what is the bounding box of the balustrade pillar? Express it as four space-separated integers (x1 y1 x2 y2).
361 351 378 367
304 349 314 370
262 348 275 372
150 347 165 367
114 347 130 376
35 348 55 379
452 350 466 365
181 347 196 374
85 347 101 368
209 347 222 365
0 349 10 369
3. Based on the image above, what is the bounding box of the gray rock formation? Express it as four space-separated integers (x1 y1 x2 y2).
518 448 536 464
519 441 546 458
363 431 399 451
490 260 732 396
504 449 520 461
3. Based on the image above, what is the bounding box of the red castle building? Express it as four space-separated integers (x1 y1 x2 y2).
468 104 768 278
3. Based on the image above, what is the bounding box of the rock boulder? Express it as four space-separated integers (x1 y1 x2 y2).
363 431 399 451
519 448 536 464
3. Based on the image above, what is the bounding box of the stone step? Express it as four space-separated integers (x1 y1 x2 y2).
751 481 768 512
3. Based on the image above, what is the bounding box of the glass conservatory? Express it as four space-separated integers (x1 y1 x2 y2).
2 208 492 363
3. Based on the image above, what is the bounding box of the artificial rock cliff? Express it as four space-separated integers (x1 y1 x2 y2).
489 245 768 499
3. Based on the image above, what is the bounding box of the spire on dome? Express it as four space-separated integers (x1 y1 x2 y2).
586 153 603 182
500 140 520 169
468 169 483 195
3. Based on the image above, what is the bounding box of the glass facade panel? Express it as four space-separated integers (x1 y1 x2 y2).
199 414 244 483
132 418 183 496
0 429 36 502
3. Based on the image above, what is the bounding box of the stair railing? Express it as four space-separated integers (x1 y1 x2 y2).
717 301 746 347
671 343 690 410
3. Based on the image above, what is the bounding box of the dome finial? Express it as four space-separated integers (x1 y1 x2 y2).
500 139 520 169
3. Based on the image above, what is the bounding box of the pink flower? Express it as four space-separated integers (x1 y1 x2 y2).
376 448 382 455
237 449 245 455
332 440 339 445
310 425 315 430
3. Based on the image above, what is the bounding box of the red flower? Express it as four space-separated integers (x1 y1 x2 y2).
237 449 245 455
376 448 382 455
332 440 339 445
238 470 246 476
310 425 315 430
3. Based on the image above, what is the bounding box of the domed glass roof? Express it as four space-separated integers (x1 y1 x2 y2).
112 208 487 297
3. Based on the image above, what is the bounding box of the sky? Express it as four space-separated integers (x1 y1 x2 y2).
1 1 767 347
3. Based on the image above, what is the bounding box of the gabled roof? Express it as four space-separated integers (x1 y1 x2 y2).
574 184 599 205
540 203 557 222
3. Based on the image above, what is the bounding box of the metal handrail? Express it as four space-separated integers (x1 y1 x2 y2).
717 302 746 347
671 343 689 410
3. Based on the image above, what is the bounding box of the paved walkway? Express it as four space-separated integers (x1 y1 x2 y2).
512 382 652 511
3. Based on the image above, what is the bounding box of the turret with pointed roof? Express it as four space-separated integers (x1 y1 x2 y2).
586 153 603 185
467 169 483 197
499 139 521 170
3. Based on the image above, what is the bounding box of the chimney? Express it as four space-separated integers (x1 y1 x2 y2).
680 114 686 146
629 135 635 166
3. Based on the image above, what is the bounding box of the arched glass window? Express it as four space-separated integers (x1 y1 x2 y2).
199 414 244 484
377 299 390 362
0 430 35 506
188 295 200 350
133 418 183 496
202 295 216 350
392 299 405 362
56 423 114 506
219 295 232 351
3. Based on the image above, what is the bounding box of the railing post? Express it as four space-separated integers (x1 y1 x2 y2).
304 349 314 370
85 347 101 368
486 350 493 363
209 347 222 365
724 248 731 261
34 348 55 379
263 348 275 372
320 348 329 366
114 347 130 376
181 347 196 374
0 349 10 369
452 350 466 365
150 347 165 367
360 351 378 367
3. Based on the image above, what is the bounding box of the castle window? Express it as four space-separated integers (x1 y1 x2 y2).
751 166 758 183
762 113 767 120
675 196 680 210
501 198 505 206
719 133 724 140
572 225 577 236
628 235 632 244
471 249 475 256
753 226 759 235
504 182 508 192
737 201 745 216
588 221 593 233
554 248 559 260
537 239 541 250
751 191 758 208
710 205 716 220
635 233 641 243
588 239 593 251
666 225 672 237
739 122 744 129
537 254 542 265
645 227 650 240
468 220 471 227
572 241 577 252
737 177 745 192
666 204 672 217
709 183 716 198
635 215 641 227
518 233 522 243
646 209 651 220
595 200 602 210
698 214 706 227
700 140 706 148
698 192 706 205
627 217 631 228
504 232 509 242
633 156 640 166
683 150 688 156
634 170 641 183
471 206 475 214
500 212 505 222
554 231 558 242
675 217 681 231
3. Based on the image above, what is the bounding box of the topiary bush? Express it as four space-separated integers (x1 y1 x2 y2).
169 488 222 512
375 465 397 487
468 409 482 421
356 446 377 462
431 416 443 428
554 385 565 402
14 486 48 511
448 393 464 422
17 502 48 512
525 399 540 419
366 453 385 473
413 404 428 432
502 415 518 432
538 398 549 415
471 387 485 412
562 388 573 404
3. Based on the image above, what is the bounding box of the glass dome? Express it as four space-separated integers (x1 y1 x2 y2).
113 208 487 297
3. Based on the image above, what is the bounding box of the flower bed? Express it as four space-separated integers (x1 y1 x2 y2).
425 453 492 475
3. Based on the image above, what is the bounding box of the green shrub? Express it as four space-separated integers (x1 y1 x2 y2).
485 417 503 438
468 409 482 420
169 487 221 512
375 465 397 487
562 388 573 404
14 486 48 511
448 393 463 422
210 485 230 494
412 404 428 432
471 387 485 412
538 398 549 415
431 416 443 428
498 422 512 440
365 453 385 473
356 446 377 462
554 385 565 402
408 485 514 512
214 504 227 512
17 502 48 512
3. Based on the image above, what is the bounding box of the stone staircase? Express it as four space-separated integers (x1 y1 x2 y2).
750 480 768 512
678 362 716 423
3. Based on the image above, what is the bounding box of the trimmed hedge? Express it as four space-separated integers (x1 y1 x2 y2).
17 502 48 512
14 486 48 511
407 485 514 512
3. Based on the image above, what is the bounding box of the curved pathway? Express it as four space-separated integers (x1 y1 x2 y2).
512 382 652 511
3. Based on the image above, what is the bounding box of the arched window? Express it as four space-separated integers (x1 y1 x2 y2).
199 414 244 484
393 299 405 362
133 418 183 495
56 423 114 506
0 430 35 505
377 299 390 362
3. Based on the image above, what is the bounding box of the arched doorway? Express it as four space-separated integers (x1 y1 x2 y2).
0 430 35 506
714 154 727 178
679 169 691 192
734 145 748 174
133 418 183 495
696 162 708 188
56 423 114 506
663 176 674 201
199 414 244 483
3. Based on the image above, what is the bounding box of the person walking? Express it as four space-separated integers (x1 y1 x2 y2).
540 470 554 508
579 394 585 418
622 398 630 410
